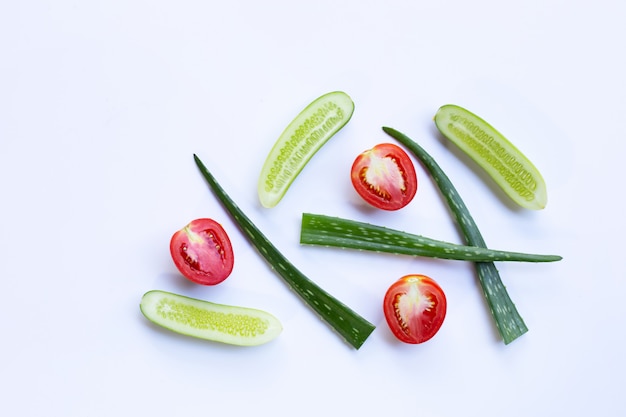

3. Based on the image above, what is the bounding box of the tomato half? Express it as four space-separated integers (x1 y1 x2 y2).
169 218 234 285
383 274 447 344
350 143 418 211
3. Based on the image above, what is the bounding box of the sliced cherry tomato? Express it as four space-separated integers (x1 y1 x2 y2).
350 143 417 211
383 274 447 344
169 218 234 285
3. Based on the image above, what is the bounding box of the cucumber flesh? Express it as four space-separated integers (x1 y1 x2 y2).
258 91 355 208
140 290 283 346
434 104 547 210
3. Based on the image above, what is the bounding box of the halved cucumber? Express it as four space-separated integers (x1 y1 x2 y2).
258 91 355 208
140 290 282 346
434 104 547 210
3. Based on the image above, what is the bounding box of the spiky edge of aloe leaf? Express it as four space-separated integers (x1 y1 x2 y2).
194 154 375 349
383 127 527 344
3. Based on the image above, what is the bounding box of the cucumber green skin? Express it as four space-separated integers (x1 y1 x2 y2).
258 91 355 208
300 213 562 263
140 290 283 346
434 104 547 210
195 154 375 349
383 127 528 344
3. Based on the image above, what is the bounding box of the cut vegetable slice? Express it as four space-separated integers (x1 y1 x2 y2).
434 104 547 210
300 213 562 263
383 126 528 344
140 290 282 346
258 91 355 208
384 274 447 344
194 154 375 349
350 143 418 211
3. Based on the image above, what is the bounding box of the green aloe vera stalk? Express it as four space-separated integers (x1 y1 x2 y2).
383 126 528 344
300 213 562 263
194 154 375 349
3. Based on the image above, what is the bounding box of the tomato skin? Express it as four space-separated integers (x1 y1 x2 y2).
350 143 418 211
383 274 447 344
169 218 234 285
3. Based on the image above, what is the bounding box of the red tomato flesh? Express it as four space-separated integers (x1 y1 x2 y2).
383 274 447 344
350 143 417 211
169 218 234 285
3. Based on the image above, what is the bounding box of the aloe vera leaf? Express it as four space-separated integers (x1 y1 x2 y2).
194 154 375 349
300 213 562 263
383 126 528 344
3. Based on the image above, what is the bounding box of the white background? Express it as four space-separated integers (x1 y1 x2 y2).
1 1 624 416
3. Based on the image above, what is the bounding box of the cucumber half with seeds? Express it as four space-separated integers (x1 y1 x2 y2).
434 104 547 210
258 91 355 208
140 290 282 346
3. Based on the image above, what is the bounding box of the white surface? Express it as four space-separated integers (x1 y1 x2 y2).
1 1 624 416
